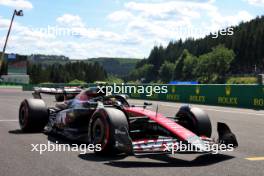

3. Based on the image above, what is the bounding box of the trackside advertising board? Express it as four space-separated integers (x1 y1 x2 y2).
126 84 264 110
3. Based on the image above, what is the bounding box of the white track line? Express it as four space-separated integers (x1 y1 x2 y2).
130 99 264 116
161 104 264 116
0 120 18 122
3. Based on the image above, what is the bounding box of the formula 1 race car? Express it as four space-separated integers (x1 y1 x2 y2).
18 87 238 155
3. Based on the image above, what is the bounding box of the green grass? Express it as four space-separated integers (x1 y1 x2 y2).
68 79 86 84
0 85 22 88
226 77 257 84
87 57 141 64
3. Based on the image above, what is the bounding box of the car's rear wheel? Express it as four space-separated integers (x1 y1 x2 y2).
19 99 49 132
88 108 128 155
176 105 212 137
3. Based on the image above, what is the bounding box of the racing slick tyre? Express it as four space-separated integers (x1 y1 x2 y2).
55 94 64 102
19 99 49 132
176 105 212 137
88 108 129 155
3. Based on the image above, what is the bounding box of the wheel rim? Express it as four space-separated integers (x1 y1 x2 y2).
91 116 110 150
19 103 28 128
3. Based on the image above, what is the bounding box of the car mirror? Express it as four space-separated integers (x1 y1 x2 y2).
144 102 152 106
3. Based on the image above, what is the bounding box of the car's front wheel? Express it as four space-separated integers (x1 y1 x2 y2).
88 108 128 155
176 105 212 137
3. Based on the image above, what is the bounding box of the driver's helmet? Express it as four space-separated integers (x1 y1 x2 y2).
85 87 106 98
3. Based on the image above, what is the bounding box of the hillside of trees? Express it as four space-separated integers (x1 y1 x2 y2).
0 54 139 83
29 56 140 78
28 62 107 84
130 15 264 83
30 54 70 61
86 57 140 77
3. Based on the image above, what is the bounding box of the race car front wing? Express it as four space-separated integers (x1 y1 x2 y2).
114 122 238 155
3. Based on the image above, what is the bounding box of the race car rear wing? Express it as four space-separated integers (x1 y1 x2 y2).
32 87 82 99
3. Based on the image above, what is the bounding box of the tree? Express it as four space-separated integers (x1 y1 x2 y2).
0 59 8 75
159 61 175 83
132 15 264 81
129 64 155 83
174 49 188 80
182 52 198 80
148 46 165 80
28 61 107 84
196 45 235 83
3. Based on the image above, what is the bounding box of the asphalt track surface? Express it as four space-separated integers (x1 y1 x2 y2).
0 88 263 176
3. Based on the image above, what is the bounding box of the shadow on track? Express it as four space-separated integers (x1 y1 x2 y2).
78 152 234 168
9 129 40 134
105 154 234 168
79 153 128 162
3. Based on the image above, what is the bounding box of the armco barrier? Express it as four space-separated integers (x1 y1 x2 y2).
21 83 264 110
